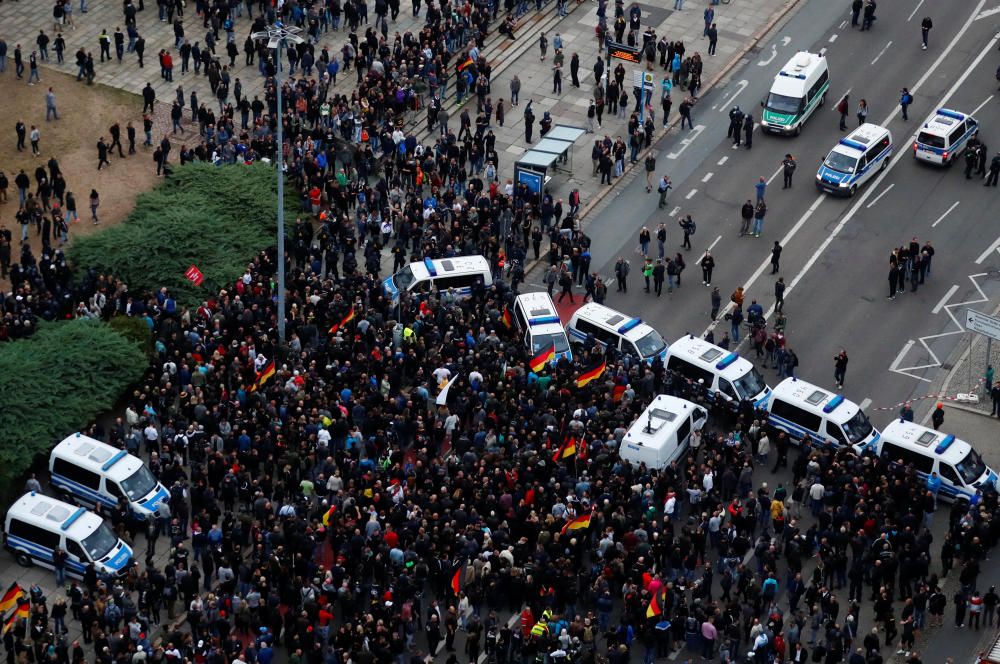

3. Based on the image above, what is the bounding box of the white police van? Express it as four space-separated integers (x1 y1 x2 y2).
565 303 668 364
50 433 169 520
816 123 893 196
4 493 134 577
619 395 708 469
512 292 572 365
876 420 998 503
665 335 771 410
766 378 880 451
382 256 493 303
760 52 830 136
913 108 979 166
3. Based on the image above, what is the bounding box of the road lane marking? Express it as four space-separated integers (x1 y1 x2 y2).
859 397 872 411
718 80 749 110
975 235 1000 263
702 0 995 339
975 6 1000 20
702 172 714 182
865 183 894 208
717 156 729 166
819 47 827 56
839 20 848 28
829 34 838 42
708 235 722 251
971 94 995 115
871 40 893 65
667 124 705 159
908 0 925 21
932 284 959 314
758 44 778 67
670 206 681 216
766 164 783 185
686 189 698 199
931 200 959 227
831 88 852 111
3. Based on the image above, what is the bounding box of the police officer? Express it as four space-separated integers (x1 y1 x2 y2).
985 152 1000 186
727 106 743 142
965 144 979 179
743 112 754 149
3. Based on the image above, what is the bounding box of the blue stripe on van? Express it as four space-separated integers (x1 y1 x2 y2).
50 475 118 507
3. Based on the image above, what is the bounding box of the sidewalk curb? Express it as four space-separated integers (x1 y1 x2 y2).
525 0 802 279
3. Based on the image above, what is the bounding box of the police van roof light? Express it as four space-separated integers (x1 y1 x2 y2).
102 450 129 472
618 318 643 334
934 434 957 455
715 352 739 370
423 257 437 277
529 316 561 326
839 138 867 151
936 109 965 121
822 395 845 414
61 507 87 531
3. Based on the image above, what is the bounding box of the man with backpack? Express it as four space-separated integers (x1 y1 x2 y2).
679 214 695 250
899 88 913 120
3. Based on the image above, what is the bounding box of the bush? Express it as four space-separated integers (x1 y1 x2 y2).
0 320 146 500
107 315 154 358
68 163 291 307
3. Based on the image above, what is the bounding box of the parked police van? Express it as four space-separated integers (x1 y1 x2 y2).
913 108 979 166
760 51 830 136
876 420 998 503
382 256 492 303
512 292 572 364
4 492 134 577
566 303 668 364
766 378 880 451
50 433 169 520
816 123 893 196
664 335 771 410
619 395 708 469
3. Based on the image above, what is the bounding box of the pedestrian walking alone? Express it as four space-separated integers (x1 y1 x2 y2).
710 286 721 319
857 98 869 126
921 16 932 49
931 402 945 430
700 250 715 286
89 188 100 224
900 88 913 120
834 349 848 388
657 174 672 208
782 154 797 188
837 94 849 130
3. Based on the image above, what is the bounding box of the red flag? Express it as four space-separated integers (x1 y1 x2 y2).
552 436 577 463
184 265 204 287
612 384 626 402
502 306 513 329
450 566 462 595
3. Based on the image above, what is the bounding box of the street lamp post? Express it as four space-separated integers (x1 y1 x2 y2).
251 22 304 347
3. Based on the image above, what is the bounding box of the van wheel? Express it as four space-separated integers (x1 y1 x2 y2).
793 124 801 136
849 184 858 196
819 92 826 106
880 157 888 171
15 552 32 567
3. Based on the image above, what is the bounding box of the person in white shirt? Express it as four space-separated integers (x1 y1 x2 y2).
809 481 825 516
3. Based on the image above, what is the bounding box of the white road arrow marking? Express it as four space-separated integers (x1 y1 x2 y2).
718 80 749 112
781 36 791 46
758 44 778 67
975 5 1000 20
666 124 705 159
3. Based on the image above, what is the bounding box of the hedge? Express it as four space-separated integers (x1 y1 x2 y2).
0 320 146 500
68 162 291 307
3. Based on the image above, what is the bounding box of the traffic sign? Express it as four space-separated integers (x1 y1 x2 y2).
966 309 1000 341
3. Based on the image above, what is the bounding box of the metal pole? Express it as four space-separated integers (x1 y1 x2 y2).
639 76 645 123
987 338 993 395
275 41 286 347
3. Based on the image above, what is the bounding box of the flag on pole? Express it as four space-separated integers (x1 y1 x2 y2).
450 565 463 595
561 512 592 534
502 306 513 329
612 384 627 402
646 591 663 618
322 505 337 526
457 57 474 72
250 361 276 393
551 436 577 463
184 265 204 287
328 307 357 335
15 597 29 620
0 583 22 615
575 359 607 388
529 345 555 373
1 612 16 636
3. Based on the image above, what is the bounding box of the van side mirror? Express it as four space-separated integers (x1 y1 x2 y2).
760 99 765 108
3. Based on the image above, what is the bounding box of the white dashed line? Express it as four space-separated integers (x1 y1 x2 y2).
829 34 838 42
717 156 729 166
931 200 960 227
766 164 783 185
702 172 714 182
908 0 925 21
932 285 959 314
859 398 872 411
871 40 893 65
669 206 681 216
865 182 895 208
685 189 698 199
708 235 722 251
971 95 995 116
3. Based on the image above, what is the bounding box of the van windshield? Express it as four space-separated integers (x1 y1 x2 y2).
81 522 119 561
841 410 874 444
917 132 946 149
733 368 767 400
765 92 803 115
120 466 158 501
635 330 667 358
392 265 416 291
956 448 987 485
824 152 858 174
532 332 570 355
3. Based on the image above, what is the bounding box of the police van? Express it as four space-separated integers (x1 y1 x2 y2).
512 292 572 364
49 433 169 520
664 335 771 410
382 256 493 303
760 52 830 136
913 108 979 166
876 420 998 503
816 123 893 196
4 492 134 577
565 303 668 364
619 395 708 469
766 378 880 451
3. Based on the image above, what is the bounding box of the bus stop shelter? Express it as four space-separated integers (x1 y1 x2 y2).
512 124 586 203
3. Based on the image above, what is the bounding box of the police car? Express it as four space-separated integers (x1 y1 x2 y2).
815 123 893 196
913 108 979 166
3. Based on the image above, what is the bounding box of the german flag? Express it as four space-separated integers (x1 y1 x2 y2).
457 57 474 72
529 345 555 373
575 359 607 388
646 591 663 618
561 512 592 535
15 597 29 619
328 307 357 335
322 505 337 527
250 361 277 393
612 384 627 402
502 306 513 329
450 565 462 595
1 611 16 636
552 436 577 463
0 583 22 615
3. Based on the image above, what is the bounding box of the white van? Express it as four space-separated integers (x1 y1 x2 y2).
876 420 998 503
382 256 493 303
665 335 771 410
512 292 572 364
4 493 134 577
619 395 708 469
760 52 830 136
815 123 893 196
766 378 880 451
566 303 668 364
913 108 979 165
50 433 168 520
